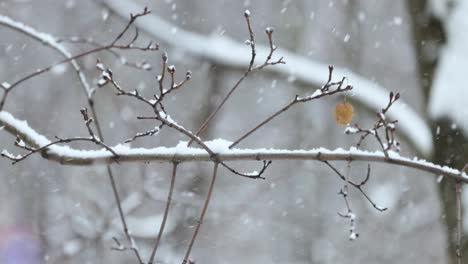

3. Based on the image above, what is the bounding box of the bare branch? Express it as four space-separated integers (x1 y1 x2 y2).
345 91 401 158
219 160 272 180
320 160 387 212
124 123 164 143
111 6 150 45
0 8 158 110
148 162 178 264
80 108 119 159
0 15 92 108
188 10 285 146
96 60 269 179
0 11 160 264
57 36 154 71
230 69 352 148
244 9 256 71
182 162 219 264
110 236 143 264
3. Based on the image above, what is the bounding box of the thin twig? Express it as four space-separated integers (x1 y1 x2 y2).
80 108 120 158
110 7 150 45
1 108 121 164
1 135 116 164
0 14 93 106
182 162 219 264
320 160 387 212
336 161 358 240
148 162 178 264
187 10 284 146
124 123 164 143
229 79 352 148
0 8 157 110
219 160 272 180
94 108 143 262
346 92 401 156
57 36 154 71
109 173 144 264
96 60 270 179
244 10 256 71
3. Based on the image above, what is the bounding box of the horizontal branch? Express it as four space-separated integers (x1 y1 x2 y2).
1 111 466 183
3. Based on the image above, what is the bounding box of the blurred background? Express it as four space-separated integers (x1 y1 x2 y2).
0 0 467 263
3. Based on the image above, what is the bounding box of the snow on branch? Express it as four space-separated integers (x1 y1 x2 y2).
101 0 433 156
0 111 466 183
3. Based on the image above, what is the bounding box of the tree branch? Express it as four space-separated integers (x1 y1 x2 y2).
1 110 466 183
182 162 219 264
148 162 178 264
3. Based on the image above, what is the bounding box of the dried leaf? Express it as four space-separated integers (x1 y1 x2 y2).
334 102 354 125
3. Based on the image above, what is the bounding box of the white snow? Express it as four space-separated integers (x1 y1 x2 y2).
344 126 358 134
343 34 350 43
141 61 152 70
15 138 26 148
63 239 82 256
111 214 176 238
120 192 143 214
370 183 399 210
310 89 323 98
97 77 108 87
0 111 51 146
1 149 21 159
393 16 403 25
1 81 11 89
102 0 433 156
437 174 444 183
429 1 468 136
51 64 67 75
71 215 99 239
358 11 366 22
428 0 452 21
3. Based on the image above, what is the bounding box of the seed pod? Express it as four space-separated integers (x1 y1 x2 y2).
334 102 354 125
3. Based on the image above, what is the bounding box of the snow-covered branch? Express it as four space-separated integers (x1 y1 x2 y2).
101 0 433 156
1 111 466 183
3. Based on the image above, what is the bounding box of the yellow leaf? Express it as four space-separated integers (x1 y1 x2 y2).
334 102 354 125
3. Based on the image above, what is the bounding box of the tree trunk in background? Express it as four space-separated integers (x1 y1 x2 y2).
408 1 468 263
407 0 445 102
433 120 468 264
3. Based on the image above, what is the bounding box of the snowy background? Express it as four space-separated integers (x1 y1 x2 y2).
0 0 466 263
